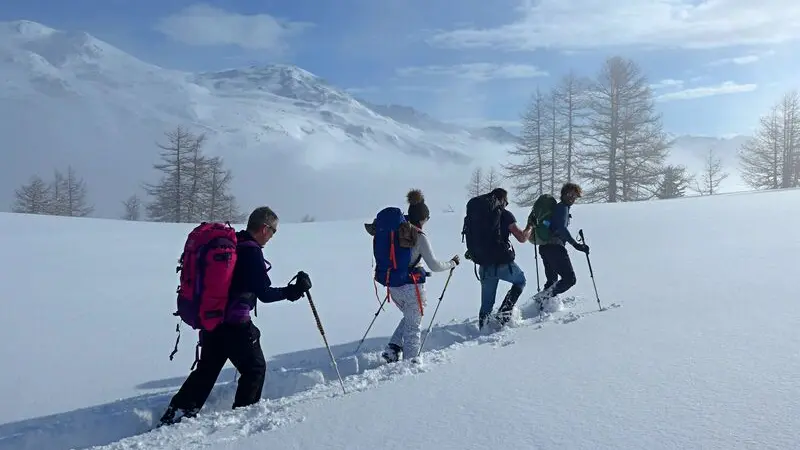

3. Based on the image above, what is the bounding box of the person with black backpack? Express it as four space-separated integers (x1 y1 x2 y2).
462 188 532 329
528 182 589 310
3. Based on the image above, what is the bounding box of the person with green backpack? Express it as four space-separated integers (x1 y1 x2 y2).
527 182 589 310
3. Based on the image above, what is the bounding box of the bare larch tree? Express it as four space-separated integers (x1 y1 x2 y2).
696 148 729 195
552 71 590 183
739 91 800 190
503 87 550 206
13 175 52 214
466 167 484 198
484 166 501 191
122 194 142 221
579 56 670 202
144 126 243 223
61 166 94 217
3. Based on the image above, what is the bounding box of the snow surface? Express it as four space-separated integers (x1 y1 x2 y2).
2 189 800 449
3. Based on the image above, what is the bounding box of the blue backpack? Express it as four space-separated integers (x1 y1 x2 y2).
369 207 423 287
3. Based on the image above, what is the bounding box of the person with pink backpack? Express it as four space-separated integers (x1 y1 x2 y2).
159 206 312 427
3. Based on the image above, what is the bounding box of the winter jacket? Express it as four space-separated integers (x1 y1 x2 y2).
409 231 457 273
225 230 288 323
540 202 579 247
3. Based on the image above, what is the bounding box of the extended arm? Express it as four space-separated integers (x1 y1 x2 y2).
417 233 456 272
509 222 531 243
239 247 287 303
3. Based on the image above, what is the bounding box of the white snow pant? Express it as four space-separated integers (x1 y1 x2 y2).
388 283 427 359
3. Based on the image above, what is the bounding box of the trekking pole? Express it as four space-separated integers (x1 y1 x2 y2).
417 267 455 357
353 294 390 354
530 215 540 292
305 290 347 394
577 229 602 311
533 238 541 292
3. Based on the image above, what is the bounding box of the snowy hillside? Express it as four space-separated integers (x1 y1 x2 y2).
2 189 800 449
0 20 514 221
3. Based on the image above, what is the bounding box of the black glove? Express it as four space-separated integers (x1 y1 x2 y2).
451 255 460 266
295 271 312 292
284 283 304 301
284 271 312 302
572 242 589 254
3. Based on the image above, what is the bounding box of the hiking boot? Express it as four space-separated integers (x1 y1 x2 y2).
478 313 489 330
158 405 200 427
533 285 555 301
496 285 523 325
381 343 402 363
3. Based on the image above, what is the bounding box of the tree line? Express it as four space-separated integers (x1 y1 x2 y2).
12 166 94 217
12 126 246 223
738 90 800 190
472 55 731 204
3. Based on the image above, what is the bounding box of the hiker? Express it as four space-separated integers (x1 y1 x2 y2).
366 189 459 364
531 182 589 307
462 187 532 329
159 206 312 426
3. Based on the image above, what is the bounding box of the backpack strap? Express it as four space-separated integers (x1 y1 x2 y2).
410 272 424 316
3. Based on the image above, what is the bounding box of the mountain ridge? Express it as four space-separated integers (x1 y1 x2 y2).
0 19 751 221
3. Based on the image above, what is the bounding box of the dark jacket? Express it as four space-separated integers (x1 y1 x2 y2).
546 202 578 247
225 230 287 323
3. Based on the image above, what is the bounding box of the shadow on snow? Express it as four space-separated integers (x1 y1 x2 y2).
0 295 607 450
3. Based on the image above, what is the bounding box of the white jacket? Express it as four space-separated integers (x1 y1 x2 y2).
409 231 456 273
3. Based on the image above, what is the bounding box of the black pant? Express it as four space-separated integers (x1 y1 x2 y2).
169 321 267 411
539 244 576 296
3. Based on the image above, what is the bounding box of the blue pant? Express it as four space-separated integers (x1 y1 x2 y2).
479 262 526 319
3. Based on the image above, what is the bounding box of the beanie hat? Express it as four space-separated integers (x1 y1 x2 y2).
406 189 429 227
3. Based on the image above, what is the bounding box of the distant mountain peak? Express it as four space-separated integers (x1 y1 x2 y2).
2 20 56 38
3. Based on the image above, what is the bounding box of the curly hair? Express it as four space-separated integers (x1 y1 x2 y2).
560 182 582 198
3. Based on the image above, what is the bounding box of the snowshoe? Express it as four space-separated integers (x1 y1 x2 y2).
381 343 402 363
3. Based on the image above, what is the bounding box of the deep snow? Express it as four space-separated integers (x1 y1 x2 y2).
2 189 800 449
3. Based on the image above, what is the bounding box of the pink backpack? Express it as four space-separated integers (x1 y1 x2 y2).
174 222 238 331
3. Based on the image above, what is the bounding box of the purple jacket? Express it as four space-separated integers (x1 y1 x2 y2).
225 230 288 323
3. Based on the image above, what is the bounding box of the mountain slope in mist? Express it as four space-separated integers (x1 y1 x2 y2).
0 20 515 222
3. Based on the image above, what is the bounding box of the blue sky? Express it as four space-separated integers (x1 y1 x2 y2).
3 0 799 137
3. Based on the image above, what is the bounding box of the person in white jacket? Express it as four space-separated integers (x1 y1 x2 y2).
382 189 459 364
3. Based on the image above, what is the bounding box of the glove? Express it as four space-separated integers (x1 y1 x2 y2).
284 271 312 302
284 283 304 302
573 242 589 254
451 255 460 266
295 271 312 292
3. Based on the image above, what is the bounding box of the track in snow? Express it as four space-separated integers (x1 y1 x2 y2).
0 295 620 450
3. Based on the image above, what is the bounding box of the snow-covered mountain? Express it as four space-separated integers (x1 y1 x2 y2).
0 20 515 221
666 134 752 192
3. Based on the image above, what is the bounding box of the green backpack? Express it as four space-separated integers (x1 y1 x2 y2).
528 194 558 243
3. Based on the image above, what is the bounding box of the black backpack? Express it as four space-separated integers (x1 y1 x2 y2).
461 192 514 266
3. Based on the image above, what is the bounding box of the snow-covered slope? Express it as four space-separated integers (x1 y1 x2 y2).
2 189 799 449
0 20 513 221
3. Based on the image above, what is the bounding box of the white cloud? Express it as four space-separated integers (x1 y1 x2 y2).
656 81 757 101
396 63 548 81
155 4 312 51
650 79 685 90
707 50 776 66
428 0 800 51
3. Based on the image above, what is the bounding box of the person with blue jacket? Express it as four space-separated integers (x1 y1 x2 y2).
533 182 589 306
